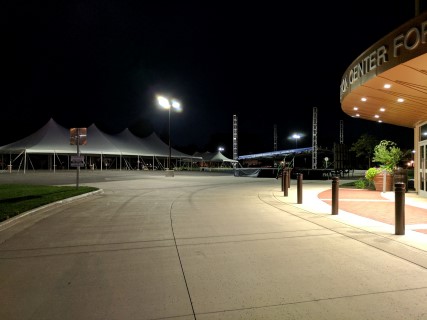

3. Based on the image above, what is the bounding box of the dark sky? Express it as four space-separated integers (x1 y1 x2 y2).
1 1 424 157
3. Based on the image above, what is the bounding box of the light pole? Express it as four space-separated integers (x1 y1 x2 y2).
292 133 301 148
157 95 182 171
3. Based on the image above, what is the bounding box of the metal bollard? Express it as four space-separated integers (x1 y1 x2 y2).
281 169 284 191
297 173 303 204
395 182 405 235
332 176 339 215
283 170 289 197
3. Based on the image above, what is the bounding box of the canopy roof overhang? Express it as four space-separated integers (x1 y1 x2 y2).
340 11 427 129
238 147 313 160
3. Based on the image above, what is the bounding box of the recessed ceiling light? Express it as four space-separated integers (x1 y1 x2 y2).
361 97 367 102
384 84 391 89
355 114 360 117
379 108 385 112
374 115 379 118
378 120 383 123
397 98 404 102
353 107 358 110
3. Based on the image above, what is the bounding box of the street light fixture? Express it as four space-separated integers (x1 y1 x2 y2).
292 133 301 148
218 147 224 152
157 95 182 171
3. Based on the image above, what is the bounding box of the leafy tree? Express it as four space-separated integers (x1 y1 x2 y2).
349 134 379 168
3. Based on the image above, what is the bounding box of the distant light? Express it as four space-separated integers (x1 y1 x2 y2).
355 114 360 117
171 99 182 112
157 96 171 109
397 98 404 102
361 97 367 102
374 115 379 118
379 107 385 112
157 96 182 112
353 107 358 110
292 133 301 139
384 84 391 89
378 120 383 123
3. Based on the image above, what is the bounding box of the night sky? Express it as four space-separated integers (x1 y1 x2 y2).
2 1 424 157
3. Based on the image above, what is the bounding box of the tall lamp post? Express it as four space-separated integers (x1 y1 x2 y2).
157 95 182 172
292 133 301 148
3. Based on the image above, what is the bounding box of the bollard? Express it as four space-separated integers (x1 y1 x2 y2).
395 182 405 235
283 169 289 197
281 169 284 191
297 173 303 204
332 176 339 215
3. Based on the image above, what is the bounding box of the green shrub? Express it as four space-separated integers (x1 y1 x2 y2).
354 179 367 189
365 167 382 181
372 140 403 171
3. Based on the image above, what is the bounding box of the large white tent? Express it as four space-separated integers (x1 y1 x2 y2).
0 118 200 172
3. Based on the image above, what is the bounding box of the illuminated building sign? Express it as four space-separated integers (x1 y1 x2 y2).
340 13 427 101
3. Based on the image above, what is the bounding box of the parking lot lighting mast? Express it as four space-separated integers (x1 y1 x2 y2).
292 133 301 148
157 95 182 171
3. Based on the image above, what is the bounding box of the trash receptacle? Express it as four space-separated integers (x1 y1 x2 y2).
393 167 408 192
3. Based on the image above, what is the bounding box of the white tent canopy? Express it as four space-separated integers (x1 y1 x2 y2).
0 118 200 171
193 151 238 165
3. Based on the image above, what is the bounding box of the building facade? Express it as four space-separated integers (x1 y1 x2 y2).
340 10 427 196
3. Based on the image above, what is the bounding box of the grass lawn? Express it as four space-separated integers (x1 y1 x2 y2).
0 184 99 222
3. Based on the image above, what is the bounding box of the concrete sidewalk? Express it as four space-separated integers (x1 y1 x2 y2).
1 172 427 319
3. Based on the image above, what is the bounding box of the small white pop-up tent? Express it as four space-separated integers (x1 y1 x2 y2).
193 151 238 168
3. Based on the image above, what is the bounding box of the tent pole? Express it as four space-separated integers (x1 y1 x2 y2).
24 149 27 174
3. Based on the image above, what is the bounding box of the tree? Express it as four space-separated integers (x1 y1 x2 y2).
349 134 379 168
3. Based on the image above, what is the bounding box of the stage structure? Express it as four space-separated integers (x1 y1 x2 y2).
274 124 277 151
312 107 318 169
233 115 238 160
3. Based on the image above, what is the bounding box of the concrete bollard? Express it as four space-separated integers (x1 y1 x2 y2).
395 182 405 235
332 176 339 215
283 170 289 197
297 173 303 204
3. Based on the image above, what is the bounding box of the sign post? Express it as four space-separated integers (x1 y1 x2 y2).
70 128 87 189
